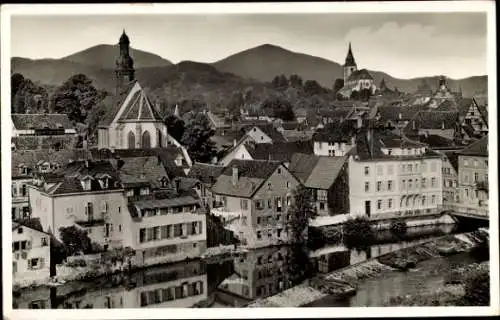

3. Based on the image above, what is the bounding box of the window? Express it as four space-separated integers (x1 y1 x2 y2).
431 195 436 204
422 178 426 189
422 196 426 206
364 166 370 176
268 183 272 190
17 227 23 234
388 199 393 209
277 168 282 174
387 165 394 175
474 173 479 182
401 179 406 190
415 164 419 172
21 184 27 197
387 180 393 191
319 202 325 210
377 181 382 192
241 199 248 210
474 160 478 167
422 163 427 172
276 197 282 212
257 217 261 225
255 200 264 210
377 165 383 176
415 179 419 189
286 181 290 188
408 179 412 190
431 177 436 188
364 182 370 192
257 231 262 240
377 200 382 210
267 199 272 209
12 184 17 197
41 237 48 247
408 164 413 172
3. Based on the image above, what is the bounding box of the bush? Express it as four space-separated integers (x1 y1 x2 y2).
461 268 490 306
66 259 87 268
390 221 408 237
343 217 374 249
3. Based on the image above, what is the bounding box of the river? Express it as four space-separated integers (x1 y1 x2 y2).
12 223 482 309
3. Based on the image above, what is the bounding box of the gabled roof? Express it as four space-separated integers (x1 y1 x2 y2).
116 156 169 189
250 124 287 143
347 69 373 81
245 140 314 163
12 218 47 234
352 130 438 161
98 80 138 128
416 134 455 149
211 159 284 198
91 147 189 179
11 149 90 178
312 121 357 143
187 162 226 185
62 160 119 180
406 111 459 133
132 196 200 210
377 106 420 122
458 135 488 157
318 107 353 121
119 89 162 122
12 114 74 130
289 153 347 190
472 98 489 125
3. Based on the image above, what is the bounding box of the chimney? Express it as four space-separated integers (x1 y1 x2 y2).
399 113 402 120
268 153 272 161
351 135 356 146
85 159 90 168
233 139 237 147
441 121 445 130
232 166 238 186
412 120 416 130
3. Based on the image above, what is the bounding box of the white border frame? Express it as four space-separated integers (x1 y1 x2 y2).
1 2 498 319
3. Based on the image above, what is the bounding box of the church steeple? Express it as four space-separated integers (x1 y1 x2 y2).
343 42 358 83
115 29 135 94
344 42 356 67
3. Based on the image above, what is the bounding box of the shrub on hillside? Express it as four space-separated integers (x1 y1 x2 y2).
343 216 374 249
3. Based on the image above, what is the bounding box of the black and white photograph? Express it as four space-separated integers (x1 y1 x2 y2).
1 2 498 318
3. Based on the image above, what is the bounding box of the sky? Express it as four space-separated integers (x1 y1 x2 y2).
10 12 488 79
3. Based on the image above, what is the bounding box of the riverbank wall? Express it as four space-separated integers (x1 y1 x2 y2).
247 228 489 307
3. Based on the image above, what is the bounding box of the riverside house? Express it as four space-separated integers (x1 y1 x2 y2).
28 160 126 249
454 136 489 217
348 130 444 219
12 219 51 287
210 159 302 248
289 153 349 216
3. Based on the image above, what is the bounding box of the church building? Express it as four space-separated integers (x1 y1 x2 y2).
97 31 169 150
337 43 377 99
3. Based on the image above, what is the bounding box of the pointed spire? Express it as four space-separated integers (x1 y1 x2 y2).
344 42 356 67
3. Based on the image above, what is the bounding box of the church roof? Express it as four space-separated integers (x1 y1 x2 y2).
347 69 374 81
119 89 162 122
98 81 162 128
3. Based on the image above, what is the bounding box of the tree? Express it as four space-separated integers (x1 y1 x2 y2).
272 74 289 90
164 114 186 142
85 102 107 144
261 97 296 121
12 77 49 114
226 91 244 120
181 113 217 163
350 90 360 100
359 88 372 101
332 78 344 95
11 73 25 112
51 74 106 123
289 74 303 88
286 185 316 244
59 226 92 256
303 80 324 96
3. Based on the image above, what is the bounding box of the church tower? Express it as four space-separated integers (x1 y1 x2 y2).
343 42 357 83
115 30 135 94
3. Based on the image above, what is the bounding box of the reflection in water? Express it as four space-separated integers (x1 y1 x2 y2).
13 224 462 309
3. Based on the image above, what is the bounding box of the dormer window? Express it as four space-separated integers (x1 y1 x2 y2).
140 187 150 196
81 176 92 191
174 155 183 167
160 177 168 188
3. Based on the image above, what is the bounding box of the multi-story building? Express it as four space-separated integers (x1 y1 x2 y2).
312 121 357 157
289 153 349 216
405 111 461 141
210 159 302 248
28 160 126 249
12 219 51 287
187 162 225 209
123 192 206 267
11 149 90 221
460 97 488 136
440 151 459 205
455 136 489 216
348 130 443 218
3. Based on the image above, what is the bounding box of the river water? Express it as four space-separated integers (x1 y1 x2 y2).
13 223 482 309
